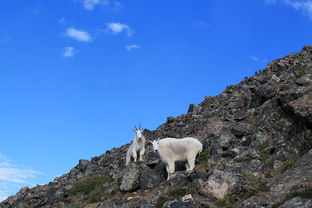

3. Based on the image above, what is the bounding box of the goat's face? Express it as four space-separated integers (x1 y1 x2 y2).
151 140 160 153
134 129 144 141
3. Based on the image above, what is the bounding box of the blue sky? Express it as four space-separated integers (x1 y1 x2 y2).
0 0 311 201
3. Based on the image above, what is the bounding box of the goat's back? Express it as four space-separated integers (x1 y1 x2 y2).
159 137 202 156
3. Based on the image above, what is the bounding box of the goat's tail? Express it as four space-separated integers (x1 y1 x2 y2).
126 152 130 166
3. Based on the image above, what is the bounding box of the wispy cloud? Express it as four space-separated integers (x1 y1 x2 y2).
285 0 312 19
82 0 109 10
59 18 66 24
265 0 312 19
126 44 141 51
0 153 40 202
63 46 76 58
112 1 123 12
31 7 41 15
106 23 134 37
65 27 92 42
193 21 212 28
251 56 268 63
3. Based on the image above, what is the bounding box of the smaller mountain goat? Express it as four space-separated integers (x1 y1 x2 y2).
126 126 146 166
151 137 202 180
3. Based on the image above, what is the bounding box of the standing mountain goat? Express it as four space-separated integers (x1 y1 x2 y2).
151 137 203 180
126 126 146 166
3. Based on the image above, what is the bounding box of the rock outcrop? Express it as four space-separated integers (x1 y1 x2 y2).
1 46 312 208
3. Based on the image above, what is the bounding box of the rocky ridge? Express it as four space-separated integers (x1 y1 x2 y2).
1 46 312 208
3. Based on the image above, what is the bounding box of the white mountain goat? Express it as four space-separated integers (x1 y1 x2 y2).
151 137 203 180
126 126 146 166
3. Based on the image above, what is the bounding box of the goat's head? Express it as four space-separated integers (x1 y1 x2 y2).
151 139 160 153
133 125 144 141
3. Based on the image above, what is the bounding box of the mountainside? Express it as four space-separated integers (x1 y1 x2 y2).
1 46 312 208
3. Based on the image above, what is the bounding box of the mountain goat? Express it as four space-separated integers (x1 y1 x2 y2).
151 137 203 180
126 126 146 166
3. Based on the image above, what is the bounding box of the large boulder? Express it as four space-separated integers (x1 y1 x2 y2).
199 170 241 199
120 163 142 192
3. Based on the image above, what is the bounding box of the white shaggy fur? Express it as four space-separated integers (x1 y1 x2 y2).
126 128 146 166
151 137 203 180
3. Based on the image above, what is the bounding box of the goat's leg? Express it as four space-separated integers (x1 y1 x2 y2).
132 150 137 162
126 152 131 166
139 148 145 161
187 156 195 171
185 162 190 171
167 161 175 180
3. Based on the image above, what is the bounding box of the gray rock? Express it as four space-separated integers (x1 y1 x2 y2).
140 164 164 189
200 170 240 199
120 163 142 192
279 197 312 208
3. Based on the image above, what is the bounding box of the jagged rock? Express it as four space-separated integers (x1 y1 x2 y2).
140 163 165 189
264 149 312 205
120 163 142 192
279 197 312 208
163 200 192 208
200 170 240 199
169 172 191 187
238 196 270 208
76 159 90 171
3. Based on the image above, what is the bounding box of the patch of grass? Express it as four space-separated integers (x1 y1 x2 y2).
20 202 30 208
88 186 109 203
271 156 298 177
155 196 169 208
197 149 211 170
69 176 113 195
260 152 274 167
233 157 252 163
295 68 308 78
214 195 237 208
243 173 269 194
155 188 188 208
168 188 188 198
68 176 113 203
272 188 312 208
57 196 71 203
259 140 270 150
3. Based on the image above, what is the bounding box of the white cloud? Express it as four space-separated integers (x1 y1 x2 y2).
82 0 109 10
106 23 134 37
251 56 259 61
126 44 141 51
265 0 312 19
112 1 123 12
31 7 41 15
251 56 268 63
65 27 92 42
193 21 212 28
63 47 76 58
59 18 66 24
285 0 312 19
0 154 40 202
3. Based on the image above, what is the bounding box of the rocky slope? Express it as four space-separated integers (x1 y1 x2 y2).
1 46 312 208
